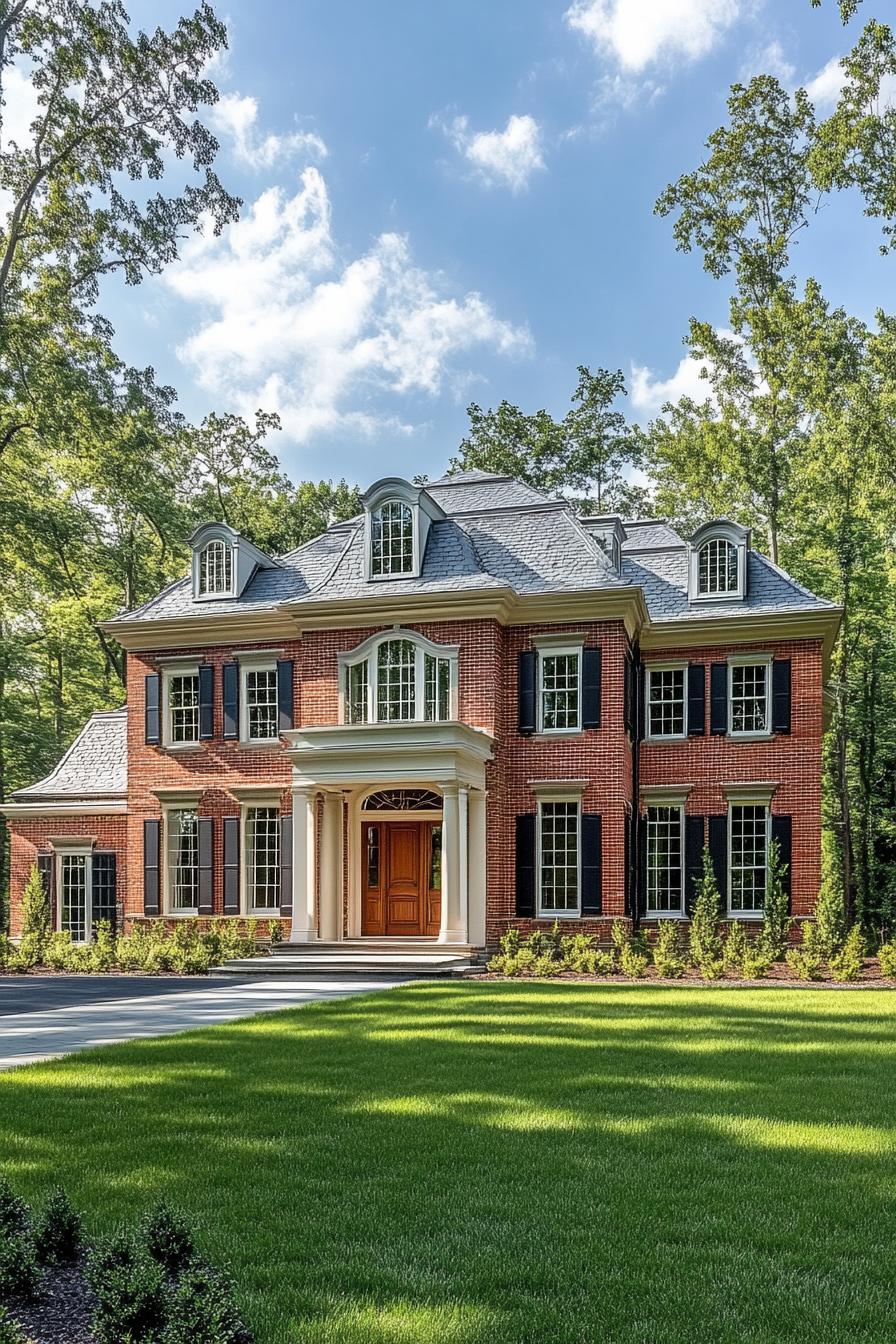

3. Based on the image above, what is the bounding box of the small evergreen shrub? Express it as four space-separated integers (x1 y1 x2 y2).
20 866 50 949
88 920 117 972
0 934 12 968
34 1187 82 1265
785 946 825 981
722 921 748 973
0 1234 40 1301
266 920 284 946
740 947 772 980
652 920 688 978
0 1178 30 1238
878 940 896 979
141 1202 195 1274
689 847 724 972
12 933 43 970
162 1260 252 1344
758 839 792 961
88 1230 169 1344
0 1306 25 1343
43 931 74 970
829 926 866 983
531 953 557 978
814 831 847 959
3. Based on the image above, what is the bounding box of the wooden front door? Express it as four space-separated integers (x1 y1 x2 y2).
362 820 441 936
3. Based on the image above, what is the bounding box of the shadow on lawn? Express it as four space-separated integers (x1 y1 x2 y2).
0 985 894 1344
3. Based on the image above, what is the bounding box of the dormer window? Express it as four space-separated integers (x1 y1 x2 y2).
198 539 233 596
339 630 458 724
371 500 414 577
698 538 738 596
688 521 749 603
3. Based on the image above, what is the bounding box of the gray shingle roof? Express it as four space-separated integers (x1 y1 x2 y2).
621 521 685 551
625 549 835 621
14 710 127 800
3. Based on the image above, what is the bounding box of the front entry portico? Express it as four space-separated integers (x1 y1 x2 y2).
282 722 492 948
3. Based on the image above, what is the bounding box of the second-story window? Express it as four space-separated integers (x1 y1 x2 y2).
244 667 279 741
371 500 414 577
730 662 769 735
168 673 200 745
538 649 581 733
342 632 457 725
198 539 233 596
647 667 685 739
377 638 416 720
698 538 738 596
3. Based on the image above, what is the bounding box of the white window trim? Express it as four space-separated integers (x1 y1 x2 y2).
688 526 747 603
536 795 581 919
240 798 282 917
727 801 771 920
239 658 280 747
727 653 773 741
161 662 201 751
192 533 236 601
162 802 201 918
337 629 459 725
365 498 420 581
645 803 686 919
55 844 93 943
644 661 688 743
536 644 583 737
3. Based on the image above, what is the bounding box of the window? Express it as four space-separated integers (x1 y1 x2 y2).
198 539 233 596
730 805 768 914
243 667 278 741
647 667 685 739
646 807 684 914
730 662 769 735
539 649 581 733
698 538 738 595
167 672 199 745
167 809 199 913
245 807 280 912
341 632 457 725
60 854 89 942
371 500 414 577
538 801 580 915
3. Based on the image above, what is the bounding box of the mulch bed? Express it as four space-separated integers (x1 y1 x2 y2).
8 1259 95 1344
473 958 895 987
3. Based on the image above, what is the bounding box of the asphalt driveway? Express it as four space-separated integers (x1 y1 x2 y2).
0 974 408 1070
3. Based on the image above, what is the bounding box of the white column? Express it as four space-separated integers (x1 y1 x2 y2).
467 789 487 948
456 786 469 944
319 791 343 943
439 784 459 943
290 786 317 943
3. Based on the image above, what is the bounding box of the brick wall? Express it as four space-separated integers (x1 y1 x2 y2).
7 816 127 936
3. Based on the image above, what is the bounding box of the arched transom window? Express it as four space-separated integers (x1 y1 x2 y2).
698 537 738 595
342 633 457 724
198 538 233 596
371 500 414 577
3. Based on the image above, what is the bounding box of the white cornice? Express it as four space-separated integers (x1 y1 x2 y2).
2 800 127 818
99 609 302 652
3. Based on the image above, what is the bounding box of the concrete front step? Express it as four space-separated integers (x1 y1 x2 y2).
211 949 481 978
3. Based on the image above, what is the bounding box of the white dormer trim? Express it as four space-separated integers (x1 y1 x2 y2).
188 522 279 602
688 520 749 604
361 477 445 582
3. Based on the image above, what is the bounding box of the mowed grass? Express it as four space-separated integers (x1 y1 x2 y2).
2 986 896 1344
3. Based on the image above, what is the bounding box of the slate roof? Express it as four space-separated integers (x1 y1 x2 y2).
103 471 837 628
13 710 127 801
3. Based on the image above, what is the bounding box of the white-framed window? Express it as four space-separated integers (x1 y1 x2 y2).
646 806 685 915
166 808 199 914
729 658 771 736
244 806 281 913
538 647 582 734
371 500 414 577
729 804 769 916
198 538 233 596
340 630 458 725
242 664 279 742
646 666 686 739
698 538 738 595
537 799 580 916
59 850 91 943
165 669 200 746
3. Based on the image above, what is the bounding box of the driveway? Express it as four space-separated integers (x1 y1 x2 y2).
0 974 409 1071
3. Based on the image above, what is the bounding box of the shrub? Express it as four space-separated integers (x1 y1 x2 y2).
878 940 896 979
20 865 50 948
88 1230 169 1344
531 953 557 978
513 948 536 974
652 920 688 978
0 1234 40 1301
740 947 772 980
88 920 117 972
814 830 847 960
689 847 724 969
34 1188 82 1265
0 1177 30 1237
0 1307 25 1343
722 921 748 972
759 839 792 961
499 927 521 958
487 953 509 974
141 1202 194 1274
829 925 866 983
610 920 629 955
785 921 827 981
162 1260 253 1344
43 930 74 970
266 920 283 946
0 934 11 968
12 932 43 970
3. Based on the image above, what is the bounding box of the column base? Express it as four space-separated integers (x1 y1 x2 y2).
288 926 318 944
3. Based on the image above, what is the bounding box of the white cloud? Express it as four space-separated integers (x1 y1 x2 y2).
804 55 847 111
1 64 38 149
436 113 545 192
565 0 742 73
630 351 716 416
165 167 531 444
210 92 327 169
741 40 795 85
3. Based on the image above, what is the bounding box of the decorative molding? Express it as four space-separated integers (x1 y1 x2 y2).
640 784 693 807
528 778 588 797
724 781 779 804
1 801 127 818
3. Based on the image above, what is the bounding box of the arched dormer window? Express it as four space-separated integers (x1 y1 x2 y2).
688 521 749 602
198 538 233 596
371 500 414 577
339 630 458 725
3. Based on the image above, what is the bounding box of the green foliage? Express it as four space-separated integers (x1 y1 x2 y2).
162 1260 252 1344
0 1307 25 1344
34 1188 82 1266
267 920 284 946
740 946 773 980
652 920 688 978
0 1233 39 1301
689 847 724 973
786 944 826 981
141 1202 195 1275
20 866 50 945
829 925 866 982
0 1178 30 1238
0 934 10 968
759 840 793 961
814 831 848 958
88 1231 169 1344
878 940 896 978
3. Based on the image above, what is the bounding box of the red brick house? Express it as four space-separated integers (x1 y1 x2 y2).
3 471 841 953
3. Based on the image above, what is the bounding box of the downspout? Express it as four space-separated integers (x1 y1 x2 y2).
631 639 642 932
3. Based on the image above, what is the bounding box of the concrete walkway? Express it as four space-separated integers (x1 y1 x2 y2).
0 974 408 1071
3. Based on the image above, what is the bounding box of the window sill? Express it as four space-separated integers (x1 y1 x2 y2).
535 729 583 740
164 911 199 919
250 908 281 918
727 911 764 921
164 743 203 754
728 732 773 743
239 738 282 750
645 910 687 919
644 734 688 745
536 909 580 920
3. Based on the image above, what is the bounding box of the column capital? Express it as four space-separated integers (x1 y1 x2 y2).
441 782 460 799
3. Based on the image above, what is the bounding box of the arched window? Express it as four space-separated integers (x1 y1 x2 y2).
341 632 456 725
371 500 414 576
698 538 738 595
198 539 233 596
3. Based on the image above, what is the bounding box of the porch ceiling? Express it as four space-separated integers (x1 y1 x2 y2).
281 721 493 790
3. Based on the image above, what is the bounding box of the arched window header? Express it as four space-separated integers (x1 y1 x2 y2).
688 521 749 603
338 628 459 725
361 477 444 582
188 522 278 602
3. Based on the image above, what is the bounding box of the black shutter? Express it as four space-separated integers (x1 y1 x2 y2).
91 853 117 929
518 651 536 735
36 853 55 926
279 814 293 918
637 815 647 919
687 664 706 736
622 652 634 737
198 664 215 740
145 674 161 744
223 817 240 915
143 819 161 916
222 662 239 740
710 663 728 735
582 648 602 729
277 660 294 733
515 813 536 916
623 814 632 917
708 815 728 906
772 659 791 734
581 814 602 915
771 814 792 913
198 817 214 915
684 816 705 915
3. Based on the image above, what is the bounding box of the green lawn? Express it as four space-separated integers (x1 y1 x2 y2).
2 985 895 1344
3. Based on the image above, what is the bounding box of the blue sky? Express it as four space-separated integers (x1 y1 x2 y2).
104 0 890 486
